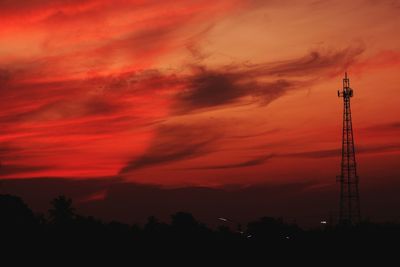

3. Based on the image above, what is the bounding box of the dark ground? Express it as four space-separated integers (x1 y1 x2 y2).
1 193 398 264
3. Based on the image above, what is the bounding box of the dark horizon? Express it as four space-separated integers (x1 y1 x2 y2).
2 176 399 228
3 193 399 263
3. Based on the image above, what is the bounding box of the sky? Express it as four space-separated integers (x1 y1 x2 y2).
0 0 399 225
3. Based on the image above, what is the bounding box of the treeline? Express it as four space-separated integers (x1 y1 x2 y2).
1 193 399 260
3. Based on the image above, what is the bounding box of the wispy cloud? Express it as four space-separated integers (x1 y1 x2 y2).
186 154 275 170
0 164 51 176
281 143 400 159
186 143 400 171
174 45 364 113
360 121 400 133
119 123 221 173
241 45 365 78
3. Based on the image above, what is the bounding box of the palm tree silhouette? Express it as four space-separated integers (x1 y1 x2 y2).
49 195 75 225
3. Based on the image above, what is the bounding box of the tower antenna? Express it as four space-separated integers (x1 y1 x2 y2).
337 72 361 225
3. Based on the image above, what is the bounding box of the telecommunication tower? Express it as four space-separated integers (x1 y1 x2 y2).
337 72 361 224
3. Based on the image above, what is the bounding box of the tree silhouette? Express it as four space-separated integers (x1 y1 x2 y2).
2 192 400 261
48 195 75 225
170 211 211 243
0 194 36 229
171 211 199 230
144 216 168 233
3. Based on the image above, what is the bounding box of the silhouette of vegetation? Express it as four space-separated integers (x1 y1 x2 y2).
1 193 398 261
48 195 75 225
0 194 37 229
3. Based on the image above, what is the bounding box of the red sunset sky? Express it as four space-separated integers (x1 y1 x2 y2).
1 0 399 225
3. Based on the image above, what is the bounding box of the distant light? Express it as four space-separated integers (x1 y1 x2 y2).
218 217 228 222
247 235 252 238
321 220 327 224
285 236 290 239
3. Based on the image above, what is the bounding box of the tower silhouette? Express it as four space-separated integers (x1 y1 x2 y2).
337 72 361 225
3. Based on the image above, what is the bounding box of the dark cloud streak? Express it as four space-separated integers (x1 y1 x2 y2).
244 46 365 78
186 154 274 170
0 164 51 176
174 46 364 113
186 143 400 171
281 143 400 159
119 123 221 173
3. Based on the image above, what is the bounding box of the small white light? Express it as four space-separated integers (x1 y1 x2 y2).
320 220 327 224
